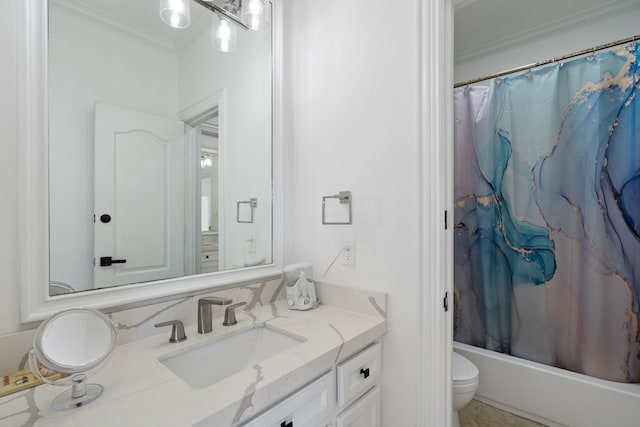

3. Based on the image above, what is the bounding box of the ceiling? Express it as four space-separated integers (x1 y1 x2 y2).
454 0 640 63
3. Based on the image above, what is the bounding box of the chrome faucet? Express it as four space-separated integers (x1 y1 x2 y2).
198 297 232 334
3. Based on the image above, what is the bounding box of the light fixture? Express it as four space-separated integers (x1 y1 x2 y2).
242 0 268 31
160 0 191 29
189 0 270 53
212 14 237 53
201 153 213 168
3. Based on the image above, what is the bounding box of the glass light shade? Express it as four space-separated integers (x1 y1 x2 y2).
201 154 213 168
160 0 191 29
212 16 237 53
241 0 269 30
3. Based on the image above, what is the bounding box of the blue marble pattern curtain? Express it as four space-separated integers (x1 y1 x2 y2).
453 44 640 383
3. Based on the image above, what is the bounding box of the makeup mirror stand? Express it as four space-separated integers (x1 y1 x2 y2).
28 308 118 410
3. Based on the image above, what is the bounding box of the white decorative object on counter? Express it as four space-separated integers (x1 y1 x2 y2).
284 263 318 310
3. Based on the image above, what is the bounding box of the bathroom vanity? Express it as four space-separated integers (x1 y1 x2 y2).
0 284 386 426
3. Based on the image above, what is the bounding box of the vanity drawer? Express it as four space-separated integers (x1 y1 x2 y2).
201 252 218 263
242 371 334 427
201 263 218 273
201 252 218 273
336 342 381 408
335 386 381 427
201 233 219 251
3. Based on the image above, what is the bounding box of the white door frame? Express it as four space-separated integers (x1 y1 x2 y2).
419 0 454 426
179 90 227 272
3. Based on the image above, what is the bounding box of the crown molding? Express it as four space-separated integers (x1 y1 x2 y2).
455 0 639 64
50 0 177 53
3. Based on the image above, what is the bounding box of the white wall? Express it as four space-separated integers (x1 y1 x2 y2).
0 0 20 336
454 5 640 83
48 4 180 291
282 0 424 424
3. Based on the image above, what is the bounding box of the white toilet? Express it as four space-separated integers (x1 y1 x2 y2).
452 352 479 427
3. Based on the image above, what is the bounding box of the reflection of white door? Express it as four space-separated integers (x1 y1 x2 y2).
94 103 185 288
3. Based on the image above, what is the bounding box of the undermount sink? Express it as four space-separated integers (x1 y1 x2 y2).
158 327 305 389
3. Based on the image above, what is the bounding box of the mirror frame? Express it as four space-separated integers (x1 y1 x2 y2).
17 0 284 323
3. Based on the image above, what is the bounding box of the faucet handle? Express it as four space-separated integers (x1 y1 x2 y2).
154 320 187 343
223 302 247 326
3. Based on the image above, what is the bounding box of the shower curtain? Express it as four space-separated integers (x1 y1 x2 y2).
453 43 640 383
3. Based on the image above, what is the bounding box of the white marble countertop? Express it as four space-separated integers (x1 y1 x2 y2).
0 286 386 427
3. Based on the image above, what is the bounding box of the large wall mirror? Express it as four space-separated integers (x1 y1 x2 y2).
18 0 283 322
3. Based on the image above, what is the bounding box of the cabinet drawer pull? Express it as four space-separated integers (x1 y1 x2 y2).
360 368 370 378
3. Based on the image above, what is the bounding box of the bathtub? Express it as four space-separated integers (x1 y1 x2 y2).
454 342 640 426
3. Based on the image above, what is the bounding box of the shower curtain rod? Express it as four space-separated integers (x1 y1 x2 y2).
453 33 640 88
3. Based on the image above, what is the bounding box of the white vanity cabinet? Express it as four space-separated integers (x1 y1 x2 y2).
242 372 334 427
334 342 382 427
335 387 381 427
200 233 219 273
336 343 381 407
241 341 382 427
0 284 387 427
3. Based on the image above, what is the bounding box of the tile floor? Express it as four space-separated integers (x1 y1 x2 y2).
459 400 547 427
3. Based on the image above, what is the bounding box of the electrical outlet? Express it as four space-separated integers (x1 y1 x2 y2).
247 235 256 254
342 241 355 266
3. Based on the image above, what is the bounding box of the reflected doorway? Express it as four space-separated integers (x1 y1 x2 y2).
197 116 220 274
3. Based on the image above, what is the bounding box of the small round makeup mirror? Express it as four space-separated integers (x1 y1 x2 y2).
29 308 117 410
